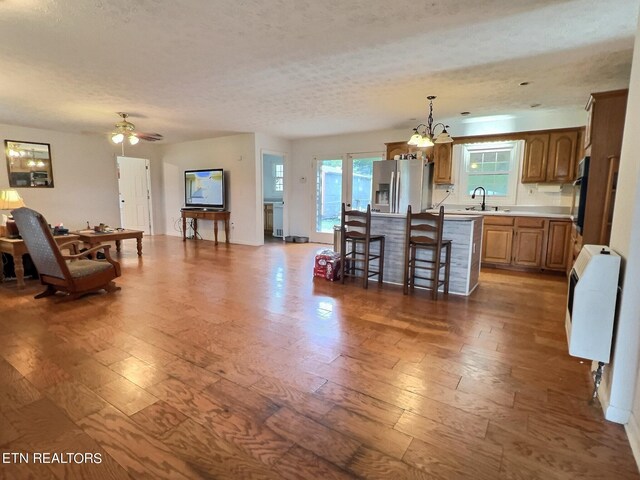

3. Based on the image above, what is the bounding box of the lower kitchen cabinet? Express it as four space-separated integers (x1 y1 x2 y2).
482 226 513 264
546 220 572 270
513 227 545 267
482 216 571 273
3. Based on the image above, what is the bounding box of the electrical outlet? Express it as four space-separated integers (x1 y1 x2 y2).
231 222 235 230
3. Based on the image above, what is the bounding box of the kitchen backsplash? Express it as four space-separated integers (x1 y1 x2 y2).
432 182 574 211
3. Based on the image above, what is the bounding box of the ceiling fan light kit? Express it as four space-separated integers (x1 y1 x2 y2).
110 112 162 146
408 95 454 148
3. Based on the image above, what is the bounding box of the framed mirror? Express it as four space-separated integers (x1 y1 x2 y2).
5 140 54 188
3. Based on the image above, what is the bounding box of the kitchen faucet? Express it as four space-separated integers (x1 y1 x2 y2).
471 186 486 211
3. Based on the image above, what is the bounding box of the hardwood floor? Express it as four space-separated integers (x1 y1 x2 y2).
0 235 638 479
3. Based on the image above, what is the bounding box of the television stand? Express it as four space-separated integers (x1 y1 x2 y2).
181 209 230 245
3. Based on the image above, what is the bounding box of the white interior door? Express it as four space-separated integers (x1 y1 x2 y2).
117 156 152 234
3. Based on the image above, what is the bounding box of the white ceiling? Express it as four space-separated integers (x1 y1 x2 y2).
0 0 638 143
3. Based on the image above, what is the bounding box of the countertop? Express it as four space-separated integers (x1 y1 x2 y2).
372 209 572 220
371 212 482 221
428 209 573 220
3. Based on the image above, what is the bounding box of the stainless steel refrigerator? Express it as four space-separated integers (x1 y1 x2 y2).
372 159 433 213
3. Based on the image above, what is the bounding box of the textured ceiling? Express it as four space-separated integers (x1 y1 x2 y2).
0 0 638 142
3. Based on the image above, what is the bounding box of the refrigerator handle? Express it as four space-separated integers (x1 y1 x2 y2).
390 171 395 213
395 170 401 214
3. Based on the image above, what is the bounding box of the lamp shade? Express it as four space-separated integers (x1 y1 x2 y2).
407 132 422 146
0 189 25 210
112 133 124 144
128 134 139 145
417 135 434 148
434 130 454 144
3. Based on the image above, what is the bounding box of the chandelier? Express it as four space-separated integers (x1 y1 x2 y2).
407 95 453 147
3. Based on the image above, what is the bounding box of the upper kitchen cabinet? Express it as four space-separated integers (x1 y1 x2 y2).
546 130 579 183
521 128 582 184
433 143 453 185
582 89 628 245
521 134 549 183
384 141 452 184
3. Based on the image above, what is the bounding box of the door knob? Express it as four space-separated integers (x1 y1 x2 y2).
347 203 351 207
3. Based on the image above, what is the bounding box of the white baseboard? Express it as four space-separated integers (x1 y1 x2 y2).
626 412 640 472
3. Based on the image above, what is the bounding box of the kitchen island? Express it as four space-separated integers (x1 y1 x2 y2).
369 212 483 296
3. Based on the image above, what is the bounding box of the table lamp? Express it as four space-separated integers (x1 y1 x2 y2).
0 189 25 238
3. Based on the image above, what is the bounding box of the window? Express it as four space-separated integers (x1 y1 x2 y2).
348 154 384 211
459 141 522 205
273 164 284 192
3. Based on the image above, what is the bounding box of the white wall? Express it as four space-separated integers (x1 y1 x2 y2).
290 110 586 238
0 124 122 229
597 13 640 463
160 134 259 245
1 123 166 235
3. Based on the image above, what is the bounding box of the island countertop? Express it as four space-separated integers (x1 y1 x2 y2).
372 211 482 221
362 213 483 296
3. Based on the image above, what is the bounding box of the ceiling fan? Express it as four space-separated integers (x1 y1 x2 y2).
111 112 163 145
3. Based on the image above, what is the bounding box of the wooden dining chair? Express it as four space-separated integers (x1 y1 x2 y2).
340 203 385 289
403 205 451 300
11 207 121 300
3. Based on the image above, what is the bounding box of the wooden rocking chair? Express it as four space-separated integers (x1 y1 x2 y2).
11 207 121 299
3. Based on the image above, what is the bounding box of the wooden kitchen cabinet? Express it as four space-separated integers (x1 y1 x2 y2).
482 216 515 265
513 228 545 267
580 90 627 244
522 129 580 184
522 134 549 183
482 215 571 273
482 226 514 264
546 220 572 271
546 130 579 183
600 155 620 244
567 222 583 276
513 217 546 268
433 143 453 184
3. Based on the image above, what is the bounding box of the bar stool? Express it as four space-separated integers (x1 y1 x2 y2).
403 205 451 300
340 203 385 289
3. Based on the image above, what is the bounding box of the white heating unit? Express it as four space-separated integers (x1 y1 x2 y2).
566 245 620 363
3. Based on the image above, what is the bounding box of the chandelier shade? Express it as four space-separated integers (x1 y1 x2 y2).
408 96 454 147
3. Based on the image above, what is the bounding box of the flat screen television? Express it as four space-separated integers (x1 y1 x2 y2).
184 169 225 210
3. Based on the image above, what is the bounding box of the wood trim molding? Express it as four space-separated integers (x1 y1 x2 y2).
452 126 585 146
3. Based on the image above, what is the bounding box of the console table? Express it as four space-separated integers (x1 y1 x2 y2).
0 234 79 288
181 209 230 244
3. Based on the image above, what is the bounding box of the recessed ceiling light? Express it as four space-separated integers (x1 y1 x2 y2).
460 111 470 116
519 81 531 86
530 103 542 108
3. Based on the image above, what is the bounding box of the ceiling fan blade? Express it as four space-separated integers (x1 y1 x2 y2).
136 132 164 142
